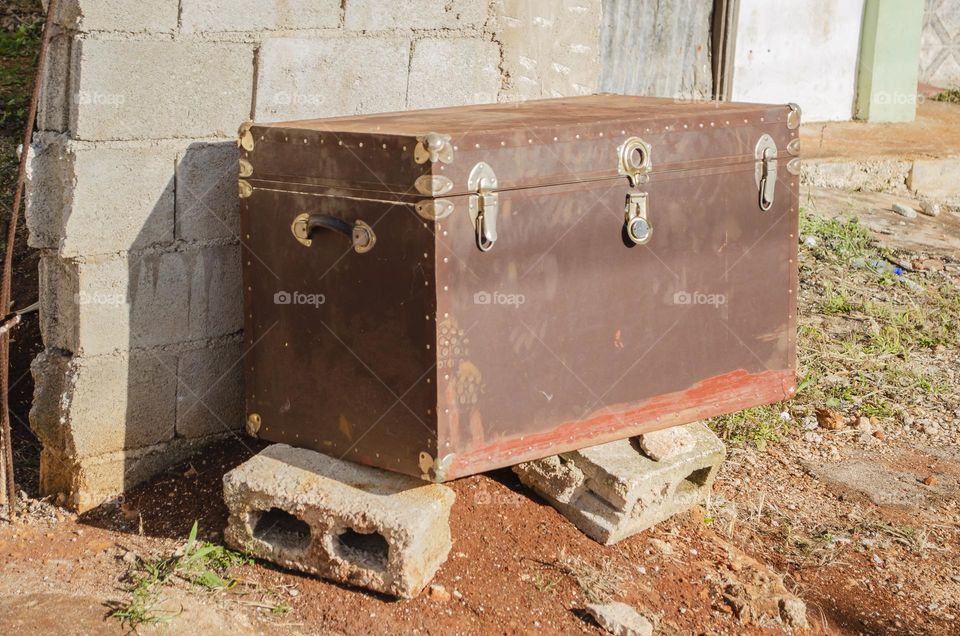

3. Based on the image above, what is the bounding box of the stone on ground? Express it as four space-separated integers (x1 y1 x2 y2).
585 602 655 636
514 422 725 544
637 426 695 461
223 444 455 598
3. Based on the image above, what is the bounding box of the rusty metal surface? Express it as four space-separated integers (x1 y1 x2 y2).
240 95 799 482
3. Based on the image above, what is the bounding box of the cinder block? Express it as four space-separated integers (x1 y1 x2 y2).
493 0 602 100
70 40 254 141
255 37 409 121
514 423 725 544
186 243 243 341
40 245 241 356
907 158 960 199
37 432 228 512
407 39 500 110
176 141 240 242
26 135 176 257
176 341 245 438
344 0 486 31
51 0 180 32
224 444 455 598
180 0 340 33
37 35 72 132
30 349 177 459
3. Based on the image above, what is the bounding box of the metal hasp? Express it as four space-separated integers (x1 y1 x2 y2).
755 134 778 211
467 162 499 251
625 192 652 244
617 137 652 186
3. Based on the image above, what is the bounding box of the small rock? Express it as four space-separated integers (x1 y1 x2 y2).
428 584 451 602
816 408 845 431
803 431 823 444
650 538 673 556
919 199 941 217
452 589 463 600
586 602 654 636
287 587 299 597
873 430 886 441
912 257 945 271
803 236 818 248
637 426 695 461
121 551 137 564
856 416 872 434
923 475 938 486
902 414 915 428
923 424 939 435
779 597 809 629
892 203 917 219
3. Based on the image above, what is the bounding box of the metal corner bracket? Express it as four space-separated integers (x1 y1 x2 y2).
414 133 454 165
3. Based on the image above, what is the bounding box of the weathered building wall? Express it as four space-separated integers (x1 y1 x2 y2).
599 0 713 100
730 0 865 122
919 0 960 89
27 0 602 510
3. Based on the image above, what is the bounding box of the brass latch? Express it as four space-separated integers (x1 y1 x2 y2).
755 134 778 211
625 192 652 245
468 162 499 252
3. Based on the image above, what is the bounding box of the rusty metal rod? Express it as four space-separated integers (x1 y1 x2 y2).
1 0 60 518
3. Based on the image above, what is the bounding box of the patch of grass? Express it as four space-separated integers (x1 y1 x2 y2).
548 548 627 603
0 19 42 130
799 212 875 263
111 521 253 629
932 88 960 104
709 404 787 450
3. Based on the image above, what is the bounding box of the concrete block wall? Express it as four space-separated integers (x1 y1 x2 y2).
27 1 602 511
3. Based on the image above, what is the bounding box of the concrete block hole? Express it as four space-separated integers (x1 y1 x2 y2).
252 507 311 552
335 527 390 571
676 467 712 495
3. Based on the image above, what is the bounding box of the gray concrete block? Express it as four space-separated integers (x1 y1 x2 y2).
38 431 230 512
180 0 340 32
30 349 177 459
52 0 180 32
37 35 72 132
494 0 602 100
40 244 241 356
186 243 243 341
176 341 245 438
175 142 240 242
407 39 500 110
27 135 176 257
907 158 960 199
255 37 409 121
514 423 725 545
70 40 254 141
223 444 455 598
344 0 486 31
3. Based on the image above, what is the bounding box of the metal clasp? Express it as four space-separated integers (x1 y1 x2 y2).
625 192 652 245
468 162 499 252
755 134 778 211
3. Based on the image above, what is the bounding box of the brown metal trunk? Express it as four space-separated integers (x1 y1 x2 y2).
239 95 801 482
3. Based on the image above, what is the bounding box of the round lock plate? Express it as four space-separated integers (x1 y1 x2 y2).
628 217 652 244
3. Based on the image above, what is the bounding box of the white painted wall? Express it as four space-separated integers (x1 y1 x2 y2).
730 0 865 121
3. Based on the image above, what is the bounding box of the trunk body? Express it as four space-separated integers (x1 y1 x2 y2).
240 95 800 482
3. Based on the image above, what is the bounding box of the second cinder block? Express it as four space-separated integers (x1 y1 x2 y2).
514 422 725 544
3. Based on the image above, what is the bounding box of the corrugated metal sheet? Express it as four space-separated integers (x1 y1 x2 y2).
600 0 714 99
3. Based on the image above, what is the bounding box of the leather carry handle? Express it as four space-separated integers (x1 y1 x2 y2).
291 213 376 253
